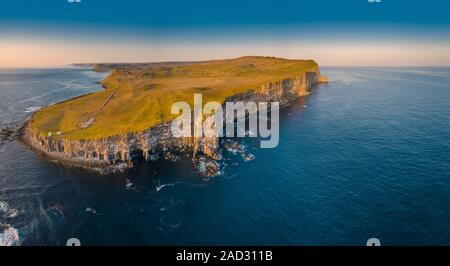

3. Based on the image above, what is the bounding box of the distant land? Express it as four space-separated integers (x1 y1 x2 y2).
72 61 208 73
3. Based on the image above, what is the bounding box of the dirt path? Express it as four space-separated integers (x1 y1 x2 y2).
80 88 120 129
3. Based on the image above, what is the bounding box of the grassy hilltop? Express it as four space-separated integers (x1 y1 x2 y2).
30 56 318 140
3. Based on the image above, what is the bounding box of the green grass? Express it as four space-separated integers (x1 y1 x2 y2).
30 56 318 140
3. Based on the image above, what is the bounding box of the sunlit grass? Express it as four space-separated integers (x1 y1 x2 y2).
30 56 318 140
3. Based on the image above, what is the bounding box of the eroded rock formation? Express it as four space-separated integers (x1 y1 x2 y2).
22 67 325 175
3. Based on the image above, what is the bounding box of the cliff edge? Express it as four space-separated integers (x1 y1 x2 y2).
22 56 327 175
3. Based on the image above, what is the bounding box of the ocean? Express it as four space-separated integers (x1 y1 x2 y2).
1 67 450 246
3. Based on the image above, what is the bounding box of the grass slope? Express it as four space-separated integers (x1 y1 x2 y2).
30 56 318 140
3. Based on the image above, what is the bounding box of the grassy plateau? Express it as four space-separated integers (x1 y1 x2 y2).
29 56 318 140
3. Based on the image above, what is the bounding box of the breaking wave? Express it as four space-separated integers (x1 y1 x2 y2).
0 201 19 218
0 224 20 246
24 106 42 113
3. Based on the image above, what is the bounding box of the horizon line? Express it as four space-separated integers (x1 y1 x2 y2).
2 64 450 69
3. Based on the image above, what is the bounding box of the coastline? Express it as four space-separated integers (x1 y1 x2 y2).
21 63 326 175
20 122 123 174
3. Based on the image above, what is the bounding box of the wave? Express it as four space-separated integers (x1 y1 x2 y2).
0 224 20 246
85 207 100 215
24 106 42 113
155 180 210 192
125 179 135 190
0 201 19 219
156 182 180 192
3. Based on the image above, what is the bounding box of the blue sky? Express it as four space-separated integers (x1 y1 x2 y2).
1 0 450 66
2 0 450 27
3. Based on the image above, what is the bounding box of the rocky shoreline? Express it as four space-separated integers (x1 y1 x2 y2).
21 67 326 177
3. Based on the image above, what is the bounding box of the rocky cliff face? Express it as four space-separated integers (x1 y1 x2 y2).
22 67 324 175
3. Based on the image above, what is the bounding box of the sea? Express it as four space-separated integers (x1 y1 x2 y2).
0 67 450 246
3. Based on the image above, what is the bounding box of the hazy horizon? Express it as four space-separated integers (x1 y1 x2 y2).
1 0 450 67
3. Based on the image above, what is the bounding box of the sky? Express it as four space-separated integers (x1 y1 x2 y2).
1 0 450 67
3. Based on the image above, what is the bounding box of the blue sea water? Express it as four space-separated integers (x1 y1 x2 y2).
0 67 450 246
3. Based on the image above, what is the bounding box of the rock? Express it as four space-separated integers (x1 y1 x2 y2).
243 153 255 162
0 127 17 144
22 68 322 175
224 140 244 154
197 156 221 179
0 224 20 246
319 75 329 83
163 151 180 162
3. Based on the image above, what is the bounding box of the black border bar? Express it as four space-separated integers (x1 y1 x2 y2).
1 246 449 264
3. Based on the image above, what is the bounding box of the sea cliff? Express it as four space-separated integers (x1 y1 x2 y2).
22 57 326 175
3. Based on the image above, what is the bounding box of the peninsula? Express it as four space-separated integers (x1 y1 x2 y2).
22 56 328 175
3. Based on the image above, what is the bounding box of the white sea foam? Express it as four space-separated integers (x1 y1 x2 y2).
125 179 134 190
155 181 183 192
0 224 20 246
24 106 42 113
0 202 8 212
85 207 100 215
0 201 19 218
156 184 169 192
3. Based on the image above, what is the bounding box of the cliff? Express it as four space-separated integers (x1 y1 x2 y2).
22 56 327 175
